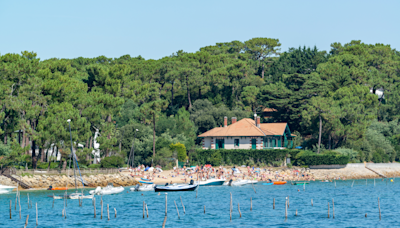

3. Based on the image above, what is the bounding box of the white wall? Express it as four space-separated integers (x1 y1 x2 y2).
203 137 264 150
202 138 211 149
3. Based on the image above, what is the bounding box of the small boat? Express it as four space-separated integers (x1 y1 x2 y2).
262 183 273 185
155 184 197 192
224 179 249 186
69 192 94 199
48 187 68 191
141 178 151 181
198 178 226 186
0 185 16 194
139 180 153 184
89 183 124 195
273 181 287 185
247 180 258 184
292 182 309 185
130 184 156 191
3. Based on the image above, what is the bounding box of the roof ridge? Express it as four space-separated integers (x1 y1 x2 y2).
243 118 266 136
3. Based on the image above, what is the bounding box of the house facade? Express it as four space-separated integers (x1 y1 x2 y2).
198 116 295 150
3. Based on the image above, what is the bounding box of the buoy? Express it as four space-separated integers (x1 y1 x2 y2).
391 179 393 182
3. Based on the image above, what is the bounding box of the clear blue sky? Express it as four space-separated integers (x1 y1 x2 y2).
1 0 399 60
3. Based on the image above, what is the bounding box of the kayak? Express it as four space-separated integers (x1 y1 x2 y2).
139 180 153 184
262 183 273 185
49 187 68 190
292 182 309 185
273 181 287 185
141 178 151 181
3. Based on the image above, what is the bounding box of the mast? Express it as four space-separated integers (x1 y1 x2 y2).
67 119 78 193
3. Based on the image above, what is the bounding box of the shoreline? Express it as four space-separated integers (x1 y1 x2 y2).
2 165 400 191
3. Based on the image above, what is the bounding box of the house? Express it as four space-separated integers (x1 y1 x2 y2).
198 116 295 150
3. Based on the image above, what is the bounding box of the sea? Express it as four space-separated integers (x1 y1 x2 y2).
0 179 398 227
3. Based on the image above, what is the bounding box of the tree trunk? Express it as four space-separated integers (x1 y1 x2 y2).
199 88 202 99
3 121 7 144
317 115 322 154
261 63 265 79
62 159 67 171
186 75 192 108
89 136 93 149
86 138 89 148
152 113 156 165
328 134 331 150
21 128 25 148
171 81 174 106
106 115 112 157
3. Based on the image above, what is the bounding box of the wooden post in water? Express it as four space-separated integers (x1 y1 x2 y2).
114 208 117 218
101 199 103 219
285 197 288 220
93 197 96 218
107 204 110 221
230 192 232 221
36 202 38 226
10 200 11 219
146 204 149 218
204 205 206 214
250 197 252 211
238 203 241 218
311 199 313 206
143 201 145 219
365 213 367 218
295 209 298 216
52 194 54 208
273 198 275 209
18 192 21 219
352 180 354 188
165 193 168 216
180 196 185 214
62 209 64 217
332 199 335 219
378 197 381 220
162 216 167 228
15 183 18 210
174 201 180 219
23 214 29 228
27 193 29 209
288 196 290 209
328 202 330 218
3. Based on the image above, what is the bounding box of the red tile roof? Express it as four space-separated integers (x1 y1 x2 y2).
198 118 289 137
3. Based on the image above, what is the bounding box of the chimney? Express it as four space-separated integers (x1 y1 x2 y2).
257 116 260 128
232 117 237 124
224 116 227 127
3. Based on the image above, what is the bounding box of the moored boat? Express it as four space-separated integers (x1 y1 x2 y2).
247 180 258 184
291 182 309 185
224 179 249 186
198 178 226 186
130 184 156 191
155 184 198 192
273 181 287 185
262 183 273 185
89 183 125 195
0 185 16 194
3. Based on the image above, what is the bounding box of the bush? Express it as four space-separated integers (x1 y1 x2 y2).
88 164 101 169
170 143 186 162
100 156 124 168
372 152 382 163
36 162 58 169
295 150 349 166
193 149 300 166
207 150 222 166
287 163 292 168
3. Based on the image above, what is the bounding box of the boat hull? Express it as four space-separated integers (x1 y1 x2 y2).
199 180 226 186
155 185 198 192
273 181 287 185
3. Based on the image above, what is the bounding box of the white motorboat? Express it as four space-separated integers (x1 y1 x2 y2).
89 183 124 195
69 192 94 199
224 179 249 186
247 180 258 184
198 178 226 186
155 184 198 192
130 184 156 191
0 185 16 194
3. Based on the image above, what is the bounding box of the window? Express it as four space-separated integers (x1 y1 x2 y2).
234 139 239 148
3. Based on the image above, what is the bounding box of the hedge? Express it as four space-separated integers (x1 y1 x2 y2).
191 149 300 166
190 149 349 166
100 156 124 168
295 150 349 166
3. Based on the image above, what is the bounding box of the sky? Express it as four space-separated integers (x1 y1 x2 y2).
0 0 399 60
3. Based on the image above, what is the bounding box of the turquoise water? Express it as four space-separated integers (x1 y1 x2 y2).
0 179 399 227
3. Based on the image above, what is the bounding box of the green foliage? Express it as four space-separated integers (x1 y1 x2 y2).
0 142 11 156
36 162 58 169
100 156 124 168
287 163 293 168
193 149 300 166
170 142 186 162
295 150 349 166
88 164 101 169
208 150 223 166
334 148 359 162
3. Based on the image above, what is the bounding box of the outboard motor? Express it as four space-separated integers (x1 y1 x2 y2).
135 184 140 191
190 179 194 185
228 179 233 186
165 183 169 186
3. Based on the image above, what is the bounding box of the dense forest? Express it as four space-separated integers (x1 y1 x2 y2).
1 38 400 169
